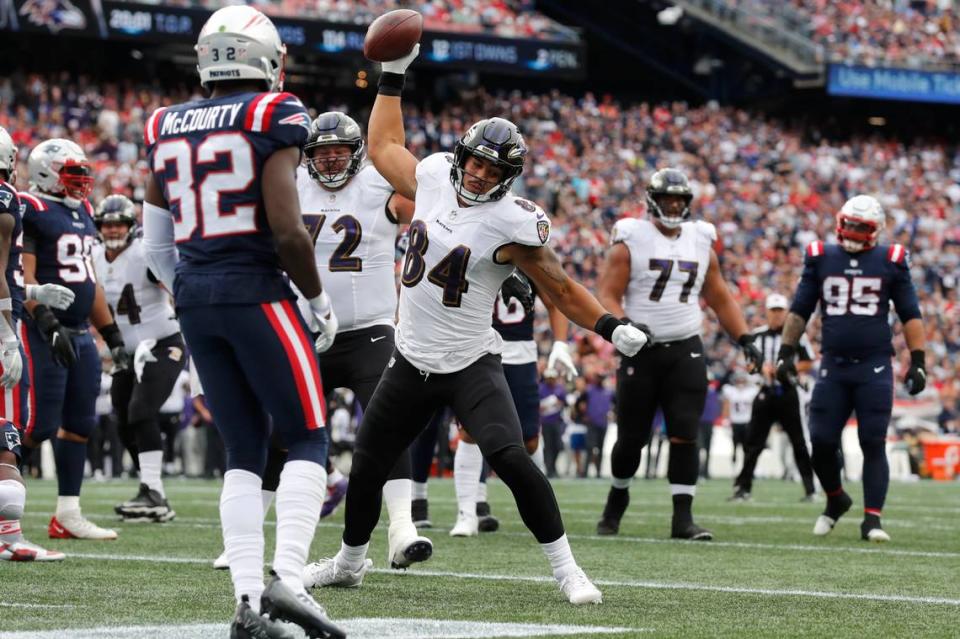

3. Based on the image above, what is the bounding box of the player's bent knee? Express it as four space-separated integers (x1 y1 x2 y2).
524 437 539 455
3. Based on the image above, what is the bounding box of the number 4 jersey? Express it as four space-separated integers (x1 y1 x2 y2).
611 217 715 343
92 237 179 354
21 192 97 328
791 241 921 359
396 152 552 374
145 91 311 307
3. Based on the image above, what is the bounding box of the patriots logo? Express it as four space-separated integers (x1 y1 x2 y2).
278 112 311 132
537 220 550 245
0 190 13 209
4 428 20 450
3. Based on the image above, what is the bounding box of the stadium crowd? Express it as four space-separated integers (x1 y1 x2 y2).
2 72 958 478
118 0 576 41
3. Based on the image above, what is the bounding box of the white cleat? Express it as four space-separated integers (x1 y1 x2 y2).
213 550 229 570
302 556 373 589
558 567 603 605
812 515 838 536
0 538 66 562
449 511 479 537
864 528 891 543
388 525 433 569
48 512 118 540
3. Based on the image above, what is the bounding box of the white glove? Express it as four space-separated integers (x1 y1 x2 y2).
133 339 158 383
611 323 649 357
309 292 339 354
546 341 578 381
26 283 75 311
0 336 22 389
382 43 420 75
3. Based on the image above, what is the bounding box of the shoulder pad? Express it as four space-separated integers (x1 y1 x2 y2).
695 220 717 242
610 217 640 244
511 197 542 215
887 243 908 265
805 240 824 258
144 107 167 147
19 192 48 212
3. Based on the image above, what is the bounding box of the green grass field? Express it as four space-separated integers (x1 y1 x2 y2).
3 477 959 638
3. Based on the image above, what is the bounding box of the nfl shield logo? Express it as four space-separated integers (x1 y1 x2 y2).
537 220 549 244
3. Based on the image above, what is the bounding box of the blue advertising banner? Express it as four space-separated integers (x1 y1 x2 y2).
828 64 960 105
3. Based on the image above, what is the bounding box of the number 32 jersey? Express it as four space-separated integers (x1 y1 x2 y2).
145 91 310 308
92 238 180 354
396 153 551 374
296 164 397 333
612 217 714 342
790 241 921 359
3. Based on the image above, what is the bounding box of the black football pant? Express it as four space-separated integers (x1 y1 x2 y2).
735 386 814 495
344 351 564 545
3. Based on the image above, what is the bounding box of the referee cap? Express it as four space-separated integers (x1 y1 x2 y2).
765 293 789 310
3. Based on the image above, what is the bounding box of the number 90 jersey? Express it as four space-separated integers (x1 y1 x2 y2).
295 164 397 333
21 193 97 328
0 181 24 322
145 91 310 307
790 241 921 359
396 153 551 374
612 217 714 343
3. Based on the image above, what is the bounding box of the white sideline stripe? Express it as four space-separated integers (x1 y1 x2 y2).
58 552 960 606
0 602 76 609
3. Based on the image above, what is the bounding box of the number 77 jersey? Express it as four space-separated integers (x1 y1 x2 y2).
790 241 922 359
145 91 311 307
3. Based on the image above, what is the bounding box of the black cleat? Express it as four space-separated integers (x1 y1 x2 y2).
596 487 629 536
595 518 620 536
114 483 175 522
412 498 432 529
672 522 714 541
260 571 347 639
727 487 751 502
230 595 298 639
813 491 853 536
476 501 499 532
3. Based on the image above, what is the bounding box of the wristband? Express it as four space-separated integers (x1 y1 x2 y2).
378 72 405 96
99 323 124 350
737 333 753 347
910 350 925 368
594 313 623 343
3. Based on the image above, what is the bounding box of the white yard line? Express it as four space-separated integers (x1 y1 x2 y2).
0 602 76 609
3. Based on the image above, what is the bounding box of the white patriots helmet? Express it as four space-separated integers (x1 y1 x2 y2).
0 126 17 182
836 194 885 253
27 138 94 207
196 6 286 92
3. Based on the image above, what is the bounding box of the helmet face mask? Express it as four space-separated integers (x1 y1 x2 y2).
450 118 526 205
646 168 693 229
836 195 885 253
28 139 93 207
95 194 137 251
196 6 286 93
304 112 365 190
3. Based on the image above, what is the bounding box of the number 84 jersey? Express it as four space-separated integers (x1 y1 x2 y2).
92 237 180 355
612 217 714 343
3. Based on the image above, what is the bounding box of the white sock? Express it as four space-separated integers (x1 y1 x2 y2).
670 483 696 496
261 490 275 517
56 495 80 516
0 479 25 541
327 467 344 487
338 540 369 570
221 469 265 607
412 481 428 500
541 533 577 579
138 450 164 497
530 438 546 474
383 478 415 535
273 460 325 594
612 476 632 489
477 480 488 504
454 441 483 516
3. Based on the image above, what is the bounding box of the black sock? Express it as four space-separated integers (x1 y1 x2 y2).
672 494 693 524
824 490 852 520
602 486 629 520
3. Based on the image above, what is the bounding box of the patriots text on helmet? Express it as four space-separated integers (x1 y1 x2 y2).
159 103 244 136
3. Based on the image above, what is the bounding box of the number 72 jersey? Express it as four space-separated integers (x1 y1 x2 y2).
790 241 922 359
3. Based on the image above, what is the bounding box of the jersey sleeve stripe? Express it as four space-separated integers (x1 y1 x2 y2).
261 301 324 429
18 193 46 211
888 244 905 263
248 92 283 133
83 200 94 217
806 241 823 257
144 108 165 145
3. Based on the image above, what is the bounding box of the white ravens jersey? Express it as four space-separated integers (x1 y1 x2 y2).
721 383 759 423
296 164 398 333
92 237 179 354
612 217 715 342
396 153 551 374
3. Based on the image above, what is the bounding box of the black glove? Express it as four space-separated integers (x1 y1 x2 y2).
501 271 535 315
629 321 654 346
904 350 926 396
100 323 131 372
33 304 76 368
775 344 798 387
738 333 763 373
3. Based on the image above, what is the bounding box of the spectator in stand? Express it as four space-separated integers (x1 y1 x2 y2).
580 373 614 479
699 380 723 480
539 368 567 479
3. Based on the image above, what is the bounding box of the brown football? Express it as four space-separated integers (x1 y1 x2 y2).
363 9 423 62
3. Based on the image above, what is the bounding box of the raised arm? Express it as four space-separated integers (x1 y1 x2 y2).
368 47 421 201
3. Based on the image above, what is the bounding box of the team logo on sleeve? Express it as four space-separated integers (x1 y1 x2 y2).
278 112 311 131
0 190 12 208
4 427 20 450
537 220 550 244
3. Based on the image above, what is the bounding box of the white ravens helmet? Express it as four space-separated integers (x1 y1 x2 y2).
836 194 885 253
0 126 16 183
196 6 286 92
27 139 94 207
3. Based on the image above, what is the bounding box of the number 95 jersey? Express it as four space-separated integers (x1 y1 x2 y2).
396 153 551 374
612 217 714 343
145 91 310 307
790 241 921 359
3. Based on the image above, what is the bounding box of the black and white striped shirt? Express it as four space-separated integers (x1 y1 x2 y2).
751 325 814 387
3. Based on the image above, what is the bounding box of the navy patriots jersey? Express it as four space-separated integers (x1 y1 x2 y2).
145 91 311 307
21 192 96 328
493 290 534 342
0 181 24 321
791 241 921 359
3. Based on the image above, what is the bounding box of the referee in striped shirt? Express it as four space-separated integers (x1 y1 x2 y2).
729 294 816 502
